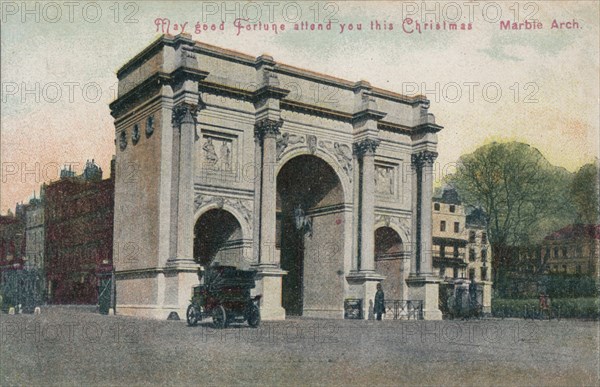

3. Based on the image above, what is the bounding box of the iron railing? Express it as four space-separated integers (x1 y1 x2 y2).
383 300 424 320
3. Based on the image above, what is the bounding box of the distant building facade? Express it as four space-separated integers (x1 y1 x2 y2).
542 224 599 277
466 208 492 284
0 207 26 272
432 189 468 281
24 188 45 272
0 201 45 310
432 188 492 314
45 160 114 304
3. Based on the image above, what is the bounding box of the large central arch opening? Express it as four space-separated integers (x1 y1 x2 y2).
277 155 345 316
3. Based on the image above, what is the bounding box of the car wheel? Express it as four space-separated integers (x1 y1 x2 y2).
187 304 200 326
213 305 226 329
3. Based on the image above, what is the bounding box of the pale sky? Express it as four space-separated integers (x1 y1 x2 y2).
1 1 599 213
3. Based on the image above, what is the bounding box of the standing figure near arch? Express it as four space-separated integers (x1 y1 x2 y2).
374 283 385 321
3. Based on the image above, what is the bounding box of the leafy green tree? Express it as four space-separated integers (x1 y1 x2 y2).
570 162 599 224
447 142 575 283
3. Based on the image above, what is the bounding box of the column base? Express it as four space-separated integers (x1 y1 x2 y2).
165 257 199 271
406 275 443 320
116 305 188 320
253 265 287 320
346 271 385 320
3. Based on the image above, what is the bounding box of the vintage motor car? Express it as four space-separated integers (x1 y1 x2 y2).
186 265 261 328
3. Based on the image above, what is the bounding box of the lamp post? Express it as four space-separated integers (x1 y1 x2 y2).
293 205 312 236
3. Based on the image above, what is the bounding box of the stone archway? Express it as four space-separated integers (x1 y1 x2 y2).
194 208 244 267
375 226 405 300
277 155 345 317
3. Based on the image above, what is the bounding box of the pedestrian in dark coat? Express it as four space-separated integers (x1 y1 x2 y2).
374 283 385 321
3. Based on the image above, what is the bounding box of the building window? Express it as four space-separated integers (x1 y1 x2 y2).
440 245 446 258
453 244 459 258
554 247 559 258
469 231 476 243
449 205 455 213
481 249 487 261
439 266 445 277
576 265 581 274
481 232 487 244
453 267 458 279
434 203 440 211
469 248 476 261
545 247 550 258
562 246 568 258
481 267 487 281
454 222 460 233
469 269 475 280
440 221 446 232
562 264 567 273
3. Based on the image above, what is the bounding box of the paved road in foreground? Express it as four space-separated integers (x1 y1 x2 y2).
1 307 598 386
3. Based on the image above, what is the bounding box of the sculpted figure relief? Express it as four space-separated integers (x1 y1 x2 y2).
220 141 231 170
276 132 305 160
203 137 218 166
375 166 394 195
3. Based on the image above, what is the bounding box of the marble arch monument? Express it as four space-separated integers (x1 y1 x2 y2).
110 34 443 320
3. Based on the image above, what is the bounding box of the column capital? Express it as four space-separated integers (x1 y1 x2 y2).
353 138 380 157
254 118 283 141
172 104 198 127
411 150 438 167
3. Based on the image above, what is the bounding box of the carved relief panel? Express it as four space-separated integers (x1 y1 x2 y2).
374 161 398 199
196 129 238 184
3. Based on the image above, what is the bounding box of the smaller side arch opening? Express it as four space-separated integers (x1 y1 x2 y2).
194 208 243 267
374 226 405 300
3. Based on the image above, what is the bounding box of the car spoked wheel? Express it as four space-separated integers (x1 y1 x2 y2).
247 304 260 328
213 305 227 329
186 304 200 326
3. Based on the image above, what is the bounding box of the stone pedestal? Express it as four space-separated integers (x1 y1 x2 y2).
116 263 200 320
253 266 287 320
165 260 201 313
480 281 493 314
346 271 384 320
406 275 443 320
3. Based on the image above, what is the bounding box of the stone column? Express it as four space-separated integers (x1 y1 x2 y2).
173 104 197 264
419 151 437 275
353 138 380 272
410 158 420 275
253 118 286 320
406 150 442 320
252 135 263 264
347 138 384 319
165 104 201 318
255 118 282 266
410 150 437 274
